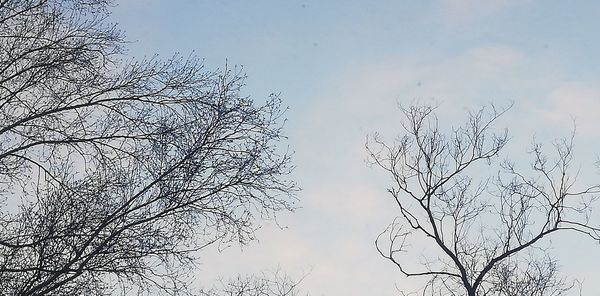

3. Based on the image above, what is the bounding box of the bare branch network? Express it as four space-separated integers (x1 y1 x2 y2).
0 0 297 295
368 103 600 296
200 267 308 296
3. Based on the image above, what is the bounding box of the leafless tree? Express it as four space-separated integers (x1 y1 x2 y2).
367 103 600 296
200 268 308 296
0 0 296 295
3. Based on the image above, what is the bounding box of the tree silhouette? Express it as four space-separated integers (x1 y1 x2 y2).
200 268 307 296
0 1 296 295
368 103 600 296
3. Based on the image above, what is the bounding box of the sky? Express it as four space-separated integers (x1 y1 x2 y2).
110 1 600 295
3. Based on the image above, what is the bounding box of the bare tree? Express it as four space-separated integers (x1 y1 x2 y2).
0 0 296 295
367 103 600 296
200 268 308 296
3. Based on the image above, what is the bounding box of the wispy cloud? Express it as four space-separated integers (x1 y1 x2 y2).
541 82 600 134
302 44 528 121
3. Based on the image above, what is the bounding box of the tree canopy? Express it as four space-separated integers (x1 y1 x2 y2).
0 1 296 294
368 103 600 296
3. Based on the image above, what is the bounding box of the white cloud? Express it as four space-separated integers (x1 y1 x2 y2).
300 44 528 125
306 185 388 223
462 45 524 71
540 82 600 134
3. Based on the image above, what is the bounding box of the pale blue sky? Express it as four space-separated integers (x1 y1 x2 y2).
111 1 600 295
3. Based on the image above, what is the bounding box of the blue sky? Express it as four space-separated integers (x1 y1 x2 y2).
111 1 600 295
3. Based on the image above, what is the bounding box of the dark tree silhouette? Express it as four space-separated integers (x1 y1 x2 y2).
367 103 600 296
200 268 307 296
0 0 296 295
